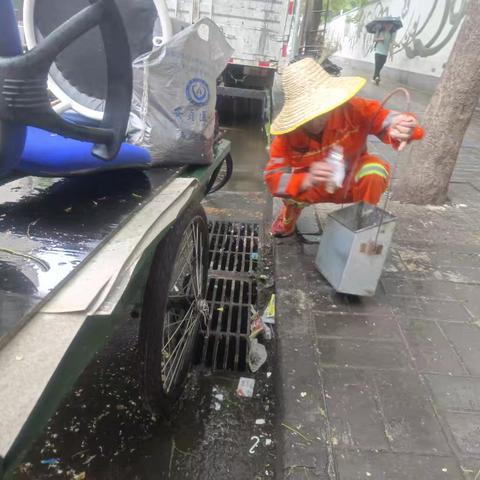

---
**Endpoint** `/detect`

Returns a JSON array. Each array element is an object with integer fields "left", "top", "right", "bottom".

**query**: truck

[
  {"left": 167, "top": 0, "right": 296, "bottom": 82},
  {"left": 165, "top": 0, "right": 332, "bottom": 126}
]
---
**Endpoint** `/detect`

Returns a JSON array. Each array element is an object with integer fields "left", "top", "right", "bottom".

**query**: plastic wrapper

[{"left": 131, "top": 18, "right": 233, "bottom": 165}]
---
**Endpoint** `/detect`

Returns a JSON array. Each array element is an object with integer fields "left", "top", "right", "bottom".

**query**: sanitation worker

[{"left": 264, "top": 57, "right": 424, "bottom": 237}]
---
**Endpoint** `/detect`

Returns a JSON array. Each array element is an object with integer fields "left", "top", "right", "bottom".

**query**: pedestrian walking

[
  {"left": 366, "top": 16, "right": 403, "bottom": 86},
  {"left": 373, "top": 22, "right": 396, "bottom": 85}
]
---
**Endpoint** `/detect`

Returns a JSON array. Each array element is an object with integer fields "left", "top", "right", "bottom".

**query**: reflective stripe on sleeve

[
  {"left": 276, "top": 173, "right": 292, "bottom": 196},
  {"left": 264, "top": 166, "right": 292, "bottom": 179}
]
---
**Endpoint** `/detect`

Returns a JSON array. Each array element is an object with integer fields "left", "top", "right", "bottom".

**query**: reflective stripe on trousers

[{"left": 355, "top": 163, "right": 389, "bottom": 182}]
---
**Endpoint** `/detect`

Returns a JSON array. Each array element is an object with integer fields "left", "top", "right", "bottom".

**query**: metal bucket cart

[
  {"left": 316, "top": 88, "right": 412, "bottom": 297},
  {"left": 0, "top": 1, "right": 232, "bottom": 476},
  {"left": 316, "top": 202, "right": 396, "bottom": 297},
  {"left": 315, "top": 158, "right": 400, "bottom": 298}
]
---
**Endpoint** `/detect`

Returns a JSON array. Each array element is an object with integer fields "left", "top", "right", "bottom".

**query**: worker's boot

[{"left": 271, "top": 201, "right": 304, "bottom": 237}]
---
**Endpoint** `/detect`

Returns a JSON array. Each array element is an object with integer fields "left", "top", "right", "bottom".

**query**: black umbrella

[{"left": 366, "top": 16, "right": 403, "bottom": 34}]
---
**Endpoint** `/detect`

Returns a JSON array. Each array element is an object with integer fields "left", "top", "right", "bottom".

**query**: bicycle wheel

[{"left": 139, "top": 202, "right": 209, "bottom": 414}]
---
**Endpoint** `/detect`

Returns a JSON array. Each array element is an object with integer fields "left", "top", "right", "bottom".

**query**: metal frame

[{"left": 0, "top": 139, "right": 231, "bottom": 478}]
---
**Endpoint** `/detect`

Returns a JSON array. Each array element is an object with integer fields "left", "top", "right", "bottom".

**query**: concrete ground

[{"left": 274, "top": 72, "right": 480, "bottom": 479}]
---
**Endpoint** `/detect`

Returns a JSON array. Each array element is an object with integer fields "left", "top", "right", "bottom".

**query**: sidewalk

[{"left": 274, "top": 74, "right": 480, "bottom": 479}]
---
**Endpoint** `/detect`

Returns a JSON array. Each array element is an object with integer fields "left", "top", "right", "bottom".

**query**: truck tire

[{"left": 139, "top": 202, "right": 209, "bottom": 415}]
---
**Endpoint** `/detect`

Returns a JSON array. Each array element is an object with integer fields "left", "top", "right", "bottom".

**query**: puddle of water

[{"left": 220, "top": 119, "right": 268, "bottom": 193}]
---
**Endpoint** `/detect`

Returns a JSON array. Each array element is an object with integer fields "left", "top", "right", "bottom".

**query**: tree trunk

[{"left": 394, "top": 0, "right": 480, "bottom": 205}]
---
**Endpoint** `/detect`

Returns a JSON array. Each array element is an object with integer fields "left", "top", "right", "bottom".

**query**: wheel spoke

[
  {"left": 167, "top": 295, "right": 193, "bottom": 311},
  {"left": 169, "top": 229, "right": 195, "bottom": 295},
  {"left": 192, "top": 223, "right": 204, "bottom": 300},
  {"left": 161, "top": 302, "right": 195, "bottom": 354},
  {"left": 164, "top": 313, "right": 198, "bottom": 392},
  {"left": 169, "top": 229, "right": 192, "bottom": 291},
  {"left": 162, "top": 308, "right": 198, "bottom": 388},
  {"left": 156, "top": 215, "right": 207, "bottom": 396}
]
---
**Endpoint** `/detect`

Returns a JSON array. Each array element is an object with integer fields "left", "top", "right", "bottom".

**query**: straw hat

[{"left": 271, "top": 58, "right": 366, "bottom": 135}]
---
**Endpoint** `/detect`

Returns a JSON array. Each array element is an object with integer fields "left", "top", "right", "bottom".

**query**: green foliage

[{"left": 329, "top": 0, "right": 369, "bottom": 17}]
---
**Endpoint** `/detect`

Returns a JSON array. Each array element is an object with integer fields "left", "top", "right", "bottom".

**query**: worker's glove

[{"left": 388, "top": 114, "right": 418, "bottom": 151}]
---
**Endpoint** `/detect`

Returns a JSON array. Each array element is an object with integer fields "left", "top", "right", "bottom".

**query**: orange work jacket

[{"left": 264, "top": 97, "right": 424, "bottom": 198}]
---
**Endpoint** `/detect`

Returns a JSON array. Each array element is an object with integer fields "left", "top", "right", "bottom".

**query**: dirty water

[{"left": 220, "top": 119, "right": 269, "bottom": 193}]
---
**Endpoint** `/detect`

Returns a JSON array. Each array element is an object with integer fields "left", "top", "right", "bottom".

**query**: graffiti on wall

[{"left": 329, "top": 0, "right": 468, "bottom": 61}]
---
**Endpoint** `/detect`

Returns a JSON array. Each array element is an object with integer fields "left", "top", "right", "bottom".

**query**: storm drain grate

[
  {"left": 208, "top": 221, "right": 259, "bottom": 273},
  {"left": 195, "top": 221, "right": 260, "bottom": 372}
]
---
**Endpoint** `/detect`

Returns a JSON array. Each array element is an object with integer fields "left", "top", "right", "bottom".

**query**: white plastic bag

[{"left": 131, "top": 18, "right": 233, "bottom": 165}]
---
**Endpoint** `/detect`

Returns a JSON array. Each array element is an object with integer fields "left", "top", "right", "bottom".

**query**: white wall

[{"left": 327, "top": 0, "right": 468, "bottom": 79}]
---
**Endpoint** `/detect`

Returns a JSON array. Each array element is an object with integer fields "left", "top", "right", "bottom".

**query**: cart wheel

[
  {"left": 206, "top": 153, "right": 233, "bottom": 195},
  {"left": 139, "top": 203, "right": 209, "bottom": 414}
]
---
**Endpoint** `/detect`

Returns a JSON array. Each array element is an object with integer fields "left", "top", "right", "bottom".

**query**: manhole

[
  {"left": 208, "top": 221, "right": 259, "bottom": 273},
  {"left": 195, "top": 221, "right": 260, "bottom": 372}
]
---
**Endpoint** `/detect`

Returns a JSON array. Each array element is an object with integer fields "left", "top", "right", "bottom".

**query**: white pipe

[{"left": 23, "top": 0, "right": 173, "bottom": 120}]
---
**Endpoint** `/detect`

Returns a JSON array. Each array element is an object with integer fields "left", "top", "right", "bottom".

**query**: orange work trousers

[{"left": 294, "top": 154, "right": 390, "bottom": 205}]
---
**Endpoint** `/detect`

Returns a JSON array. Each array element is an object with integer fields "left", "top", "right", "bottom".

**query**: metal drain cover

[
  {"left": 209, "top": 221, "right": 259, "bottom": 273},
  {"left": 195, "top": 221, "right": 260, "bottom": 372}
]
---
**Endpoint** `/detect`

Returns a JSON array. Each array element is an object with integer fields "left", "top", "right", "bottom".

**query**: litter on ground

[{"left": 236, "top": 377, "right": 255, "bottom": 397}]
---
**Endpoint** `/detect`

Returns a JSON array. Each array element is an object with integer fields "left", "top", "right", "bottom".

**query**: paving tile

[
  {"left": 374, "top": 371, "right": 450, "bottom": 454},
  {"left": 458, "top": 458, "right": 480, "bottom": 480},
  {"left": 452, "top": 285, "right": 480, "bottom": 317},
  {"left": 433, "top": 266, "right": 480, "bottom": 285},
  {"left": 381, "top": 277, "right": 461, "bottom": 300},
  {"left": 400, "top": 319, "right": 466, "bottom": 375},
  {"left": 342, "top": 295, "right": 394, "bottom": 316},
  {"left": 315, "top": 313, "right": 400, "bottom": 341},
  {"left": 311, "top": 291, "right": 355, "bottom": 314},
  {"left": 384, "top": 248, "right": 408, "bottom": 274},
  {"left": 302, "top": 243, "right": 319, "bottom": 257},
  {"left": 283, "top": 468, "right": 329, "bottom": 480},
  {"left": 440, "top": 324, "right": 480, "bottom": 376},
  {"left": 430, "top": 246, "right": 480, "bottom": 270},
  {"left": 443, "top": 412, "right": 480, "bottom": 457},
  {"left": 390, "top": 296, "right": 471, "bottom": 323},
  {"left": 395, "top": 245, "right": 435, "bottom": 274},
  {"left": 323, "top": 369, "right": 389, "bottom": 450},
  {"left": 335, "top": 450, "right": 462, "bottom": 480},
  {"left": 394, "top": 244, "right": 480, "bottom": 284},
  {"left": 425, "top": 375, "right": 480, "bottom": 412},
  {"left": 317, "top": 339, "right": 410, "bottom": 370},
  {"left": 312, "top": 294, "right": 394, "bottom": 316},
  {"left": 393, "top": 240, "right": 480, "bottom": 268}
]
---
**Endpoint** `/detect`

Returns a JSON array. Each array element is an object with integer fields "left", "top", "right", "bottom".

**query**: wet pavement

[
  {"left": 273, "top": 73, "right": 480, "bottom": 479},
  {"left": 10, "top": 118, "right": 274, "bottom": 479},
  {"left": 14, "top": 315, "right": 276, "bottom": 480}
]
